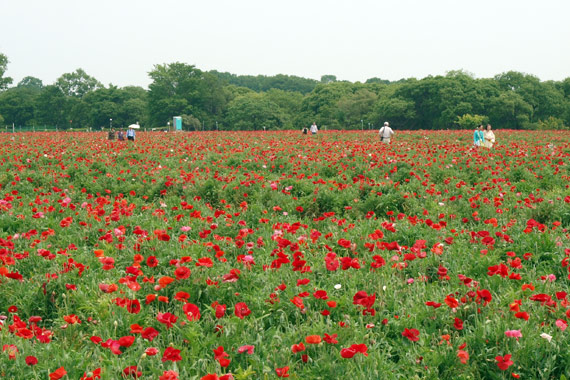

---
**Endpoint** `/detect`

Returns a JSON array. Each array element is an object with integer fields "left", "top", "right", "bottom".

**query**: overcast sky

[{"left": 1, "top": 0, "right": 569, "bottom": 89}]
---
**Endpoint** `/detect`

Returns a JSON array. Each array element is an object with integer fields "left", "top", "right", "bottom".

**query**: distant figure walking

[
  {"left": 108, "top": 128, "right": 116, "bottom": 140},
  {"left": 127, "top": 127, "right": 136, "bottom": 141},
  {"left": 483, "top": 124, "right": 495, "bottom": 149},
  {"left": 310, "top": 122, "right": 318, "bottom": 135},
  {"left": 379, "top": 122, "right": 394, "bottom": 143},
  {"left": 117, "top": 130, "right": 125, "bottom": 141},
  {"left": 302, "top": 127, "right": 308, "bottom": 135},
  {"left": 473, "top": 124, "right": 484, "bottom": 147}
]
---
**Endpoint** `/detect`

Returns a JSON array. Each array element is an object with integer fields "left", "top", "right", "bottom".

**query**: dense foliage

[
  {"left": 0, "top": 53, "right": 569, "bottom": 131},
  {"left": 0, "top": 130, "right": 569, "bottom": 380}
]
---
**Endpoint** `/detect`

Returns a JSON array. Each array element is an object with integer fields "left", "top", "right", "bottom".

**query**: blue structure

[{"left": 173, "top": 116, "right": 182, "bottom": 131}]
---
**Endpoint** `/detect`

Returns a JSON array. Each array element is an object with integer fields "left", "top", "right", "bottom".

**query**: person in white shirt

[
  {"left": 483, "top": 124, "right": 495, "bottom": 149},
  {"left": 379, "top": 122, "right": 394, "bottom": 143},
  {"left": 310, "top": 122, "right": 318, "bottom": 135}
]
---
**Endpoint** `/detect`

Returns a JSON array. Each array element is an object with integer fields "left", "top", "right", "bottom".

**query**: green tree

[
  {"left": 264, "top": 89, "right": 303, "bottom": 129},
  {"left": 536, "top": 116, "right": 567, "bottom": 130},
  {"left": 373, "top": 96, "right": 417, "bottom": 129},
  {"left": 148, "top": 62, "right": 206, "bottom": 126},
  {"left": 487, "top": 91, "right": 533, "bottom": 129},
  {"left": 0, "top": 87, "right": 38, "bottom": 126},
  {"left": 181, "top": 114, "right": 201, "bottom": 131},
  {"left": 337, "top": 88, "right": 377, "bottom": 129},
  {"left": 225, "top": 92, "right": 284, "bottom": 130},
  {"left": 0, "top": 53, "right": 12, "bottom": 91},
  {"left": 455, "top": 114, "right": 488, "bottom": 130},
  {"left": 321, "top": 75, "right": 337, "bottom": 83},
  {"left": 56, "top": 68, "right": 102, "bottom": 97},
  {"left": 298, "top": 82, "right": 353, "bottom": 129},
  {"left": 17, "top": 76, "right": 44, "bottom": 90},
  {"left": 35, "top": 85, "right": 67, "bottom": 127}
]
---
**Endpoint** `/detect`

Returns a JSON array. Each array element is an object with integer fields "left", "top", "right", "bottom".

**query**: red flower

[
  {"left": 126, "top": 299, "right": 141, "bottom": 314},
  {"left": 213, "top": 346, "right": 230, "bottom": 367},
  {"left": 291, "top": 342, "right": 305, "bottom": 353},
  {"left": 123, "top": 366, "right": 142, "bottom": 378},
  {"left": 63, "top": 314, "right": 82, "bottom": 324},
  {"left": 444, "top": 295, "right": 459, "bottom": 308},
  {"left": 305, "top": 335, "right": 322, "bottom": 344},
  {"left": 234, "top": 302, "right": 251, "bottom": 319},
  {"left": 80, "top": 368, "right": 102, "bottom": 380},
  {"left": 145, "top": 347, "right": 159, "bottom": 356},
  {"left": 402, "top": 328, "right": 420, "bottom": 342},
  {"left": 237, "top": 345, "right": 255, "bottom": 354},
  {"left": 457, "top": 350, "right": 469, "bottom": 364},
  {"left": 340, "top": 343, "right": 368, "bottom": 358},
  {"left": 118, "top": 336, "right": 135, "bottom": 347},
  {"left": 49, "top": 367, "right": 67, "bottom": 380},
  {"left": 141, "top": 327, "right": 159, "bottom": 341},
  {"left": 275, "top": 366, "right": 290, "bottom": 378},
  {"left": 323, "top": 333, "right": 338, "bottom": 344},
  {"left": 162, "top": 347, "right": 182, "bottom": 362},
  {"left": 453, "top": 317, "right": 464, "bottom": 330},
  {"left": 183, "top": 303, "right": 201, "bottom": 321},
  {"left": 159, "top": 370, "right": 179, "bottom": 380},
  {"left": 495, "top": 354, "right": 514, "bottom": 370},
  {"left": 25, "top": 356, "right": 38, "bottom": 366},
  {"left": 290, "top": 296, "right": 305, "bottom": 310},
  {"left": 157, "top": 312, "right": 178, "bottom": 328},
  {"left": 174, "top": 266, "right": 191, "bottom": 280},
  {"left": 214, "top": 303, "right": 226, "bottom": 319}
]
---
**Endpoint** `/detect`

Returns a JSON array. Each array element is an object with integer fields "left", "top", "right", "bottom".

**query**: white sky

[{"left": 1, "top": 0, "right": 569, "bottom": 89}]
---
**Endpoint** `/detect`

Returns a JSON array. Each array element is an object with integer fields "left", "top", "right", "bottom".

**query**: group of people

[
  {"left": 300, "top": 120, "right": 497, "bottom": 149},
  {"left": 473, "top": 124, "right": 495, "bottom": 149},
  {"left": 302, "top": 122, "right": 319, "bottom": 135},
  {"left": 108, "top": 127, "right": 136, "bottom": 141}
]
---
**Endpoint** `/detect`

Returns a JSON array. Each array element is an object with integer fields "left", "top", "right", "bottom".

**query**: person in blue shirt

[
  {"left": 473, "top": 124, "right": 484, "bottom": 147},
  {"left": 126, "top": 127, "right": 136, "bottom": 141}
]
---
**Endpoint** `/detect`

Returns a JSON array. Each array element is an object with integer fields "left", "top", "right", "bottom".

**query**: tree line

[{"left": 1, "top": 53, "right": 569, "bottom": 131}]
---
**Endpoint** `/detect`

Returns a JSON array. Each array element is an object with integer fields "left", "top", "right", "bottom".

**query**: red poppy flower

[
  {"left": 183, "top": 303, "right": 201, "bottom": 321},
  {"left": 234, "top": 302, "right": 251, "bottom": 319},
  {"left": 141, "top": 327, "right": 159, "bottom": 341},
  {"left": 305, "top": 335, "right": 322, "bottom": 344},
  {"left": 145, "top": 347, "right": 159, "bottom": 356},
  {"left": 49, "top": 367, "right": 67, "bottom": 380},
  {"left": 123, "top": 366, "right": 142, "bottom": 378},
  {"left": 291, "top": 342, "right": 305, "bottom": 353},
  {"left": 275, "top": 366, "right": 290, "bottom": 378},
  {"left": 174, "top": 266, "right": 191, "bottom": 280},
  {"left": 323, "top": 333, "right": 338, "bottom": 344},
  {"left": 162, "top": 347, "right": 182, "bottom": 362},
  {"left": 237, "top": 345, "right": 255, "bottom": 354},
  {"left": 80, "top": 368, "right": 102, "bottom": 380},
  {"left": 495, "top": 354, "right": 514, "bottom": 370},
  {"left": 118, "top": 336, "right": 135, "bottom": 347},
  {"left": 402, "top": 328, "right": 420, "bottom": 342},
  {"left": 25, "top": 356, "right": 38, "bottom": 366},
  {"left": 453, "top": 318, "right": 464, "bottom": 330},
  {"left": 457, "top": 350, "right": 469, "bottom": 364},
  {"left": 157, "top": 312, "right": 178, "bottom": 328},
  {"left": 159, "top": 370, "right": 179, "bottom": 380}
]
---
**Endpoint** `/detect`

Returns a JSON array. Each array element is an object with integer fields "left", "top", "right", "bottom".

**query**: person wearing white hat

[{"left": 379, "top": 122, "right": 394, "bottom": 143}]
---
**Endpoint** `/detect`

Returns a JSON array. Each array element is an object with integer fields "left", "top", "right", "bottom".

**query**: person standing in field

[
  {"left": 126, "top": 127, "right": 136, "bottom": 141},
  {"left": 379, "top": 121, "right": 394, "bottom": 143},
  {"left": 473, "top": 124, "right": 484, "bottom": 147},
  {"left": 484, "top": 124, "right": 495, "bottom": 148},
  {"left": 310, "top": 122, "right": 318, "bottom": 135}
]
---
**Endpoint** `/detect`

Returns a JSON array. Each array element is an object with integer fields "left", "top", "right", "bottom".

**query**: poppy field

[{"left": 1, "top": 130, "right": 570, "bottom": 380}]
